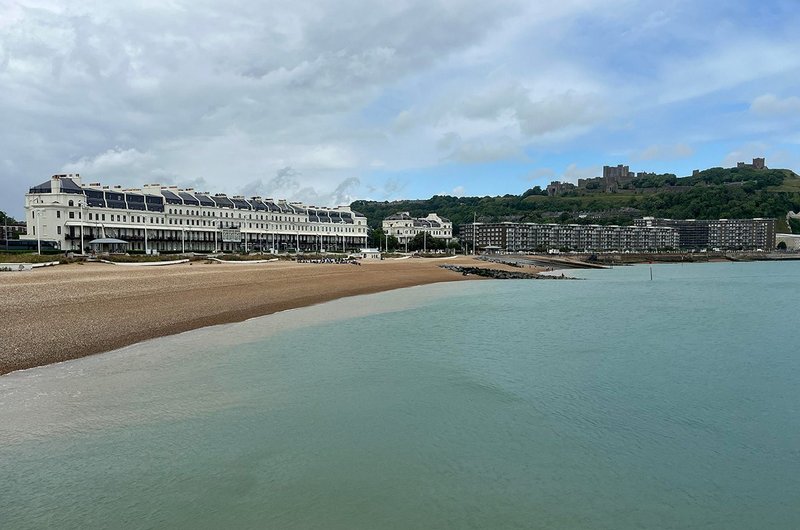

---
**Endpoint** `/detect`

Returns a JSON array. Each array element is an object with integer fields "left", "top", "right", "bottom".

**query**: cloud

[
  {"left": 3, "top": 0, "right": 800, "bottom": 216},
  {"left": 561, "top": 163, "right": 600, "bottom": 183},
  {"left": 721, "top": 142, "right": 769, "bottom": 168},
  {"left": 523, "top": 168, "right": 555, "bottom": 182},
  {"left": 439, "top": 134, "right": 524, "bottom": 164},
  {"left": 750, "top": 94, "right": 800, "bottom": 116},
  {"left": 653, "top": 38, "right": 800, "bottom": 106},
  {"left": 62, "top": 147, "right": 154, "bottom": 173},
  {"left": 456, "top": 83, "right": 607, "bottom": 139},
  {"left": 451, "top": 185, "right": 465, "bottom": 196},
  {"left": 633, "top": 143, "right": 694, "bottom": 161},
  {"left": 239, "top": 166, "right": 360, "bottom": 206}
]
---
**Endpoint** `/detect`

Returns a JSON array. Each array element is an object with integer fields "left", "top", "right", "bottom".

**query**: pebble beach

[{"left": 0, "top": 257, "right": 533, "bottom": 375}]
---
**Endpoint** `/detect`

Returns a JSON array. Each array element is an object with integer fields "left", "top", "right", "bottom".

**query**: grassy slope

[{"left": 353, "top": 168, "right": 800, "bottom": 231}]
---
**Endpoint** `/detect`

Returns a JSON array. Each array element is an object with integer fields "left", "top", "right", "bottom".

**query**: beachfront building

[
  {"left": 22, "top": 174, "right": 369, "bottom": 253},
  {"left": 634, "top": 217, "right": 776, "bottom": 250},
  {"left": 459, "top": 222, "right": 679, "bottom": 253},
  {"left": 357, "top": 248, "right": 382, "bottom": 260},
  {"left": 382, "top": 212, "right": 452, "bottom": 244}
]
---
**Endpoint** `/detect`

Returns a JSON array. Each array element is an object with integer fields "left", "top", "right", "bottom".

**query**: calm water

[{"left": 2, "top": 261, "right": 799, "bottom": 529}]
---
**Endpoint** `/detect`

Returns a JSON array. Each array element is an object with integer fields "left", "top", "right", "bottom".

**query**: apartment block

[
  {"left": 459, "top": 222, "right": 679, "bottom": 252},
  {"left": 634, "top": 217, "right": 775, "bottom": 250}
]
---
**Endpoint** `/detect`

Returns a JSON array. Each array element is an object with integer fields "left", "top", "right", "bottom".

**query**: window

[
  {"left": 69, "top": 212, "right": 74, "bottom": 219},
  {"left": 57, "top": 226, "right": 61, "bottom": 235},
  {"left": 102, "top": 214, "right": 106, "bottom": 221},
  {"left": 68, "top": 200, "right": 74, "bottom": 207}
]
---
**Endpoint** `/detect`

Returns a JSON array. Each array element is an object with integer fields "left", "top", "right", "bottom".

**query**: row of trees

[{"left": 1, "top": 211, "right": 19, "bottom": 225}]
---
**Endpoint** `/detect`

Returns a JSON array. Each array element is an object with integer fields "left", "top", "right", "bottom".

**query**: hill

[{"left": 351, "top": 168, "right": 800, "bottom": 234}]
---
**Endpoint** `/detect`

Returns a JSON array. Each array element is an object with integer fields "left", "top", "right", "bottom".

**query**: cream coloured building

[
  {"left": 22, "top": 174, "right": 368, "bottom": 253},
  {"left": 382, "top": 212, "right": 452, "bottom": 244}
]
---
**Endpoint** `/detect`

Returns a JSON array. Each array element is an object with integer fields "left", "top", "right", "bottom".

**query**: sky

[{"left": 2, "top": 0, "right": 800, "bottom": 217}]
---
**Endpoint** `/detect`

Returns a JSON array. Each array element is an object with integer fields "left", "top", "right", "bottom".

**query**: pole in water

[{"left": 650, "top": 266, "right": 653, "bottom": 281}]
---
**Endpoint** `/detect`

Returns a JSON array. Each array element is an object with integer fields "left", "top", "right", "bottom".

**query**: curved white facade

[{"left": 23, "top": 174, "right": 368, "bottom": 253}]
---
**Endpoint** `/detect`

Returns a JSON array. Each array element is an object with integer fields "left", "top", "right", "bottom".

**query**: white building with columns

[
  {"left": 22, "top": 174, "right": 369, "bottom": 253},
  {"left": 382, "top": 212, "right": 452, "bottom": 244}
]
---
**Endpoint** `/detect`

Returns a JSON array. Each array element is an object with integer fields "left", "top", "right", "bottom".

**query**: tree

[
  {"left": 368, "top": 227, "right": 386, "bottom": 248},
  {"left": 0, "top": 211, "right": 18, "bottom": 225},
  {"left": 408, "top": 231, "right": 446, "bottom": 251},
  {"left": 367, "top": 228, "right": 400, "bottom": 250},
  {"left": 522, "top": 186, "right": 547, "bottom": 197}
]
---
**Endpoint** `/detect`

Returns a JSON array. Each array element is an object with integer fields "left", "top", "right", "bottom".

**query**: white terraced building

[
  {"left": 22, "top": 174, "right": 369, "bottom": 253},
  {"left": 382, "top": 212, "right": 452, "bottom": 244}
]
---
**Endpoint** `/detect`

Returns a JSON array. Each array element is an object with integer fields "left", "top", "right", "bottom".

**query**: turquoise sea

[{"left": 1, "top": 260, "right": 799, "bottom": 529}]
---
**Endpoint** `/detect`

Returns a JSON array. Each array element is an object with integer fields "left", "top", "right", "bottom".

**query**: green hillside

[{"left": 352, "top": 168, "right": 800, "bottom": 234}]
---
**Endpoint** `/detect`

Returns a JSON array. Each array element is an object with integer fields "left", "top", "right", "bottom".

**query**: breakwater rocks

[{"left": 440, "top": 265, "right": 577, "bottom": 280}]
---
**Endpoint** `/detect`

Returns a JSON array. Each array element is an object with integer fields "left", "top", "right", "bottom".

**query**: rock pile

[{"left": 439, "top": 265, "right": 576, "bottom": 280}]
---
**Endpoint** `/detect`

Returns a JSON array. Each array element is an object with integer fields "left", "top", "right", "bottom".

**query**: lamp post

[
  {"left": 31, "top": 198, "right": 44, "bottom": 255},
  {"left": 78, "top": 201, "right": 85, "bottom": 254},
  {"left": 35, "top": 210, "right": 42, "bottom": 255}
]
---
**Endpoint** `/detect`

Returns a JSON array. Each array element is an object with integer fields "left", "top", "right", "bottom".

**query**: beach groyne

[{"left": 440, "top": 264, "right": 576, "bottom": 280}]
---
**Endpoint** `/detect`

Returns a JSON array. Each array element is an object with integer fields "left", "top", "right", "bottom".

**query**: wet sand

[{"left": 1, "top": 257, "right": 534, "bottom": 375}]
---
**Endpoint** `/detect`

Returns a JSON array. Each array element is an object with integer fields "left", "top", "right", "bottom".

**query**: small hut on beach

[{"left": 88, "top": 238, "right": 129, "bottom": 254}]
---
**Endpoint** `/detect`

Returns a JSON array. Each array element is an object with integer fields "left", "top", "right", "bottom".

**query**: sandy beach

[{"left": 0, "top": 256, "right": 535, "bottom": 375}]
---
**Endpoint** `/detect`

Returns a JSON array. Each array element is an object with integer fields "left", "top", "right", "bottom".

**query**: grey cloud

[
  {"left": 460, "top": 84, "right": 607, "bottom": 138},
  {"left": 750, "top": 94, "right": 800, "bottom": 116},
  {"left": 562, "top": 163, "right": 601, "bottom": 182},
  {"left": 517, "top": 92, "right": 607, "bottom": 137},
  {"left": 524, "top": 168, "right": 555, "bottom": 182},
  {"left": 0, "top": 0, "right": 523, "bottom": 215},
  {"left": 238, "top": 167, "right": 360, "bottom": 206},
  {"left": 437, "top": 132, "right": 524, "bottom": 164},
  {"left": 632, "top": 143, "right": 694, "bottom": 162}
]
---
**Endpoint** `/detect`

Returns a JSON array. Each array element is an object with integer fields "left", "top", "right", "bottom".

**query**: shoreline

[{"left": 0, "top": 257, "right": 534, "bottom": 376}]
